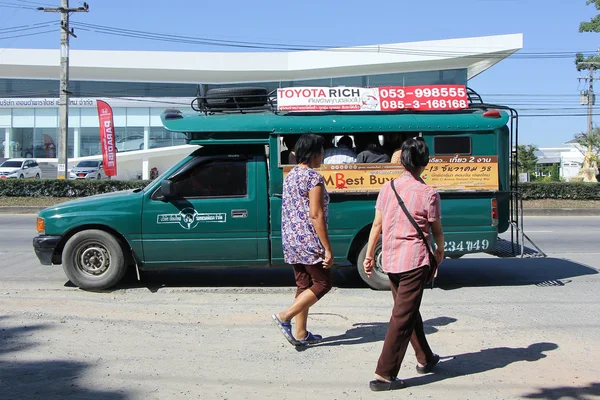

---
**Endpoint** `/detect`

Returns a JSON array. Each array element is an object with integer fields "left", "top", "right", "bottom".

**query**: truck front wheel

[
  {"left": 357, "top": 241, "right": 390, "bottom": 290},
  {"left": 62, "top": 229, "right": 128, "bottom": 290}
]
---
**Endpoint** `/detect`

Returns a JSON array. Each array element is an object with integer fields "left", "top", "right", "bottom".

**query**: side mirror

[{"left": 160, "top": 179, "right": 176, "bottom": 199}]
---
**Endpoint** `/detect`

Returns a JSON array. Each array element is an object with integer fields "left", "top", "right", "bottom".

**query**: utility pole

[
  {"left": 578, "top": 61, "right": 599, "bottom": 136},
  {"left": 37, "top": 1, "right": 89, "bottom": 179},
  {"left": 577, "top": 57, "right": 600, "bottom": 182}
]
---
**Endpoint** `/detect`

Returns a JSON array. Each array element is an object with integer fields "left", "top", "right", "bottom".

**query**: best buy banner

[{"left": 283, "top": 156, "right": 499, "bottom": 193}]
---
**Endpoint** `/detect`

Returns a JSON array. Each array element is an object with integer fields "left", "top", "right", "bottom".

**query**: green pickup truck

[{"left": 32, "top": 86, "right": 533, "bottom": 291}]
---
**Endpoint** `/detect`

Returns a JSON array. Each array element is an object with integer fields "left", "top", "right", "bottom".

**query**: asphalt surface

[{"left": 0, "top": 215, "right": 599, "bottom": 399}]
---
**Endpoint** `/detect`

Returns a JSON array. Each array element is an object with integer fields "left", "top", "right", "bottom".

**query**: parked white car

[
  {"left": 116, "top": 135, "right": 145, "bottom": 152},
  {"left": 0, "top": 158, "right": 42, "bottom": 179},
  {"left": 69, "top": 160, "right": 106, "bottom": 180}
]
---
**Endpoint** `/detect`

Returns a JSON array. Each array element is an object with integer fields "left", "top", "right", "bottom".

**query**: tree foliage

[
  {"left": 577, "top": 1, "right": 600, "bottom": 70},
  {"left": 516, "top": 144, "right": 539, "bottom": 175}
]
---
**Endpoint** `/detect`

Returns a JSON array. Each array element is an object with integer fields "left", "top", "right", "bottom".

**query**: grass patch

[{"left": 0, "top": 197, "right": 78, "bottom": 207}]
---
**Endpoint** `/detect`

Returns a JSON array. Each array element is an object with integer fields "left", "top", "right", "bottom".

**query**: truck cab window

[
  {"left": 434, "top": 136, "right": 472, "bottom": 155},
  {"left": 173, "top": 160, "right": 248, "bottom": 198}
]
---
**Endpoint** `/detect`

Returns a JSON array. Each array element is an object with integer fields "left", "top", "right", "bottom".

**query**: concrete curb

[{"left": 2, "top": 206, "right": 600, "bottom": 216}]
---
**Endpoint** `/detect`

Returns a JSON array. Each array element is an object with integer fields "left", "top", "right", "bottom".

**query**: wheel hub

[{"left": 78, "top": 245, "right": 110, "bottom": 275}]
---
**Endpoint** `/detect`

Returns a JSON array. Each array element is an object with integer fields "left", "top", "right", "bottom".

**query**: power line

[
  {"left": 0, "top": 28, "right": 55, "bottom": 39},
  {"left": 68, "top": 21, "right": 599, "bottom": 59}
]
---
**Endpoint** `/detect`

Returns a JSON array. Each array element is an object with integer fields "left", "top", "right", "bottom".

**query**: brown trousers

[{"left": 375, "top": 266, "right": 435, "bottom": 379}]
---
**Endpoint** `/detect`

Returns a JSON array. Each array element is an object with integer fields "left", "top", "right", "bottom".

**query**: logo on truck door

[{"left": 157, "top": 208, "right": 226, "bottom": 230}]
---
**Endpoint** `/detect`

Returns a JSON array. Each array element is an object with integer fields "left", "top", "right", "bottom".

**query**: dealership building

[{"left": 0, "top": 33, "right": 522, "bottom": 179}]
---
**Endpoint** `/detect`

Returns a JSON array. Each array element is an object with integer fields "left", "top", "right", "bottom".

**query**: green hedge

[
  {"left": 519, "top": 182, "right": 600, "bottom": 200},
  {"left": 2, "top": 180, "right": 600, "bottom": 200},
  {"left": 0, "top": 179, "right": 153, "bottom": 197}
]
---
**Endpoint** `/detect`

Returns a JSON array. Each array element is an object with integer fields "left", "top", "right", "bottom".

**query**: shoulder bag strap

[{"left": 390, "top": 179, "right": 437, "bottom": 263}]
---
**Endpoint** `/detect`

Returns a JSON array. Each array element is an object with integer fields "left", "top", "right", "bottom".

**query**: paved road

[{"left": 0, "top": 215, "right": 599, "bottom": 399}]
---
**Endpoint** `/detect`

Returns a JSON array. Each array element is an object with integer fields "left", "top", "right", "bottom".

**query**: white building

[
  {"left": 536, "top": 142, "right": 587, "bottom": 181},
  {"left": 0, "top": 33, "right": 523, "bottom": 179}
]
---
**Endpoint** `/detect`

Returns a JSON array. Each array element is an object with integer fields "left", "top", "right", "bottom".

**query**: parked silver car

[
  {"left": 0, "top": 158, "right": 42, "bottom": 179},
  {"left": 69, "top": 160, "right": 106, "bottom": 180}
]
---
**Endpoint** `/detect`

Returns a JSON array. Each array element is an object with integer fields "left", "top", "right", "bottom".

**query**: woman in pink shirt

[{"left": 363, "top": 137, "right": 445, "bottom": 391}]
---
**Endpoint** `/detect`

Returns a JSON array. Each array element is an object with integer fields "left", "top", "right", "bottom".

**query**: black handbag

[{"left": 390, "top": 179, "right": 438, "bottom": 285}]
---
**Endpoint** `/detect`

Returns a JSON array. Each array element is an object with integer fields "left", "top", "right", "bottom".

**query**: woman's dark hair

[
  {"left": 294, "top": 133, "right": 325, "bottom": 165},
  {"left": 400, "top": 137, "right": 430, "bottom": 173}
]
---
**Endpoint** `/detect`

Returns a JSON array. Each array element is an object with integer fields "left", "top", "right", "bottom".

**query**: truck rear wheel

[
  {"left": 357, "top": 241, "right": 390, "bottom": 290},
  {"left": 62, "top": 229, "right": 128, "bottom": 290}
]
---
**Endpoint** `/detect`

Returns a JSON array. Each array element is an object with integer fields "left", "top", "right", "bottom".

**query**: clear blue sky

[{"left": 1, "top": 0, "right": 599, "bottom": 147}]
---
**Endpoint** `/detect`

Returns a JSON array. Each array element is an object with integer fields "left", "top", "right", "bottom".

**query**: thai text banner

[{"left": 283, "top": 156, "right": 499, "bottom": 193}]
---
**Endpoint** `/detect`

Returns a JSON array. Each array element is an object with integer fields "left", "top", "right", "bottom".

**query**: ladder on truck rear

[{"left": 467, "top": 89, "right": 546, "bottom": 258}]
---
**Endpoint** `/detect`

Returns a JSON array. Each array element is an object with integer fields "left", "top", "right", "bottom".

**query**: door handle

[{"left": 231, "top": 209, "right": 248, "bottom": 218}]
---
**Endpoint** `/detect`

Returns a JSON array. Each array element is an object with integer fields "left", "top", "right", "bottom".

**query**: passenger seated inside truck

[
  {"left": 280, "top": 136, "right": 298, "bottom": 165},
  {"left": 385, "top": 132, "right": 409, "bottom": 163},
  {"left": 356, "top": 133, "right": 391, "bottom": 163},
  {"left": 323, "top": 135, "right": 357, "bottom": 164}
]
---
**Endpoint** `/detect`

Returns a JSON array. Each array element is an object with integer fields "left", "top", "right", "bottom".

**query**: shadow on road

[
  {"left": 296, "top": 316, "right": 457, "bottom": 350},
  {"left": 434, "top": 257, "right": 598, "bottom": 291},
  {"left": 404, "top": 342, "right": 559, "bottom": 388},
  {"left": 0, "top": 315, "right": 129, "bottom": 399},
  {"left": 522, "top": 382, "right": 600, "bottom": 399},
  {"left": 67, "top": 256, "right": 598, "bottom": 293}
]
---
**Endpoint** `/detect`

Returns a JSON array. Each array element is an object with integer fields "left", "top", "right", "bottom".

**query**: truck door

[{"left": 140, "top": 154, "right": 264, "bottom": 267}]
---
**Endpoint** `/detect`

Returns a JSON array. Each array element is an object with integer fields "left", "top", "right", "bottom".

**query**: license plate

[
  {"left": 0, "top": 176, "right": 5, "bottom": 179},
  {"left": 77, "top": 174, "right": 85, "bottom": 177}
]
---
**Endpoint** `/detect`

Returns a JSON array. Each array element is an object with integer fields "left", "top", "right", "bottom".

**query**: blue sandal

[
  {"left": 297, "top": 332, "right": 323, "bottom": 345},
  {"left": 272, "top": 314, "right": 301, "bottom": 346}
]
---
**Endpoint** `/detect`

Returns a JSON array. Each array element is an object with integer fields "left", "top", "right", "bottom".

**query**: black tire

[
  {"left": 24, "top": 152, "right": 33, "bottom": 158},
  {"left": 97, "top": 174, "right": 101, "bottom": 180},
  {"left": 205, "top": 87, "right": 268, "bottom": 109},
  {"left": 19, "top": 174, "right": 24, "bottom": 179},
  {"left": 139, "top": 143, "right": 144, "bottom": 150},
  {"left": 35, "top": 173, "right": 40, "bottom": 179},
  {"left": 357, "top": 240, "right": 390, "bottom": 290},
  {"left": 62, "top": 229, "right": 128, "bottom": 290}
]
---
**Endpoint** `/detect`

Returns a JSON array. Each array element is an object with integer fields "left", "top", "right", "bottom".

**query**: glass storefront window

[
  {"left": 149, "top": 127, "right": 186, "bottom": 149},
  {"left": 12, "top": 128, "right": 33, "bottom": 158},
  {"left": 79, "top": 127, "right": 103, "bottom": 157},
  {"left": 116, "top": 126, "right": 145, "bottom": 152}
]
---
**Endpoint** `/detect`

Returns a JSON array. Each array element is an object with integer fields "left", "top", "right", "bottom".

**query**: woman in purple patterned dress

[{"left": 272, "top": 133, "right": 334, "bottom": 346}]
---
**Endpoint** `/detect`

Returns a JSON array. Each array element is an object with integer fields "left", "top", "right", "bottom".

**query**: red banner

[
  {"left": 276, "top": 85, "right": 468, "bottom": 112},
  {"left": 378, "top": 85, "right": 468, "bottom": 111},
  {"left": 96, "top": 100, "right": 117, "bottom": 177}
]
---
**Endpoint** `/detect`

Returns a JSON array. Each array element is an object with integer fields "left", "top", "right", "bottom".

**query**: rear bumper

[{"left": 32, "top": 235, "right": 61, "bottom": 265}]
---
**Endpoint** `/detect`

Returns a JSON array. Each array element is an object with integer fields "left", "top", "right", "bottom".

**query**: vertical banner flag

[{"left": 96, "top": 100, "right": 117, "bottom": 177}]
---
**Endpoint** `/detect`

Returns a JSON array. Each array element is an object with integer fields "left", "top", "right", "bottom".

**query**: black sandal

[
  {"left": 369, "top": 378, "right": 406, "bottom": 391},
  {"left": 416, "top": 354, "right": 440, "bottom": 374}
]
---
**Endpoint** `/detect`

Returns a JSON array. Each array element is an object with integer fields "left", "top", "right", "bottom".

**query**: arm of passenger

[{"left": 308, "top": 184, "right": 333, "bottom": 267}]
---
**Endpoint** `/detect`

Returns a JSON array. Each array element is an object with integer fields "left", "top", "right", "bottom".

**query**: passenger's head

[
  {"left": 401, "top": 137, "right": 429, "bottom": 174},
  {"left": 295, "top": 133, "right": 325, "bottom": 168},
  {"left": 337, "top": 135, "right": 353, "bottom": 149}
]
